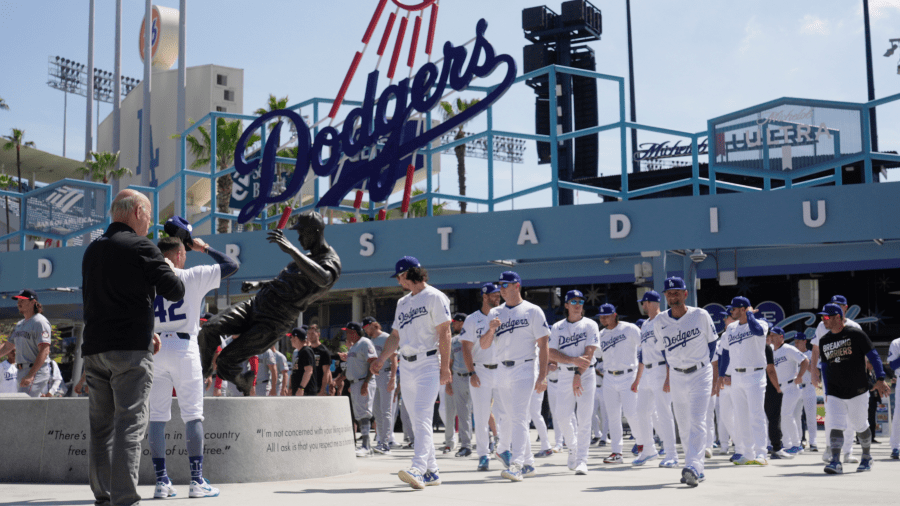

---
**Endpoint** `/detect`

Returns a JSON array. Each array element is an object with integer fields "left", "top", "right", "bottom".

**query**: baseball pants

[
  {"left": 374, "top": 366, "right": 396, "bottom": 445},
  {"left": 592, "top": 381, "right": 609, "bottom": 441},
  {"left": 438, "top": 388, "right": 457, "bottom": 447},
  {"left": 718, "top": 386, "right": 734, "bottom": 447},
  {"left": 400, "top": 355, "right": 441, "bottom": 473},
  {"left": 731, "top": 370, "right": 768, "bottom": 459},
  {"left": 823, "top": 396, "right": 855, "bottom": 455},
  {"left": 496, "top": 361, "right": 536, "bottom": 468},
  {"left": 891, "top": 390, "right": 900, "bottom": 451},
  {"left": 780, "top": 383, "right": 803, "bottom": 449},
  {"left": 399, "top": 395, "right": 414, "bottom": 444},
  {"left": 255, "top": 379, "right": 271, "bottom": 397},
  {"left": 798, "top": 383, "right": 817, "bottom": 446},
  {"left": 670, "top": 363, "right": 713, "bottom": 475},
  {"left": 706, "top": 394, "right": 717, "bottom": 448},
  {"left": 636, "top": 366, "right": 676, "bottom": 456},
  {"left": 148, "top": 345, "right": 205, "bottom": 423},
  {"left": 446, "top": 372, "right": 473, "bottom": 449},
  {"left": 555, "top": 369, "right": 596, "bottom": 464},
  {"left": 350, "top": 378, "right": 377, "bottom": 422},
  {"left": 764, "top": 385, "right": 783, "bottom": 451},
  {"left": 16, "top": 362, "right": 51, "bottom": 397},
  {"left": 530, "top": 389, "right": 551, "bottom": 452},
  {"left": 603, "top": 371, "right": 650, "bottom": 455},
  {"left": 546, "top": 378, "right": 569, "bottom": 448},
  {"left": 471, "top": 365, "right": 505, "bottom": 457},
  {"left": 826, "top": 393, "right": 869, "bottom": 433}
]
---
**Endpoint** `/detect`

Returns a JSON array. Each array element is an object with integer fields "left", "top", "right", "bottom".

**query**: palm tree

[
  {"left": 440, "top": 98, "right": 480, "bottom": 214},
  {"left": 0, "top": 172, "right": 13, "bottom": 251},
  {"left": 408, "top": 187, "right": 447, "bottom": 218},
  {"left": 77, "top": 151, "right": 133, "bottom": 184},
  {"left": 2, "top": 128, "right": 35, "bottom": 193},
  {"left": 254, "top": 94, "right": 289, "bottom": 131},
  {"left": 182, "top": 118, "right": 260, "bottom": 233},
  {"left": 0, "top": 97, "right": 8, "bottom": 111}
]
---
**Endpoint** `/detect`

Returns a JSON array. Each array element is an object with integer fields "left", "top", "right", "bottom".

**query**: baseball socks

[
  {"left": 186, "top": 419, "right": 206, "bottom": 483},
  {"left": 148, "top": 421, "right": 170, "bottom": 484}
]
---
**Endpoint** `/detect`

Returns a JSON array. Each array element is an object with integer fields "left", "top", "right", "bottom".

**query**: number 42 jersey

[{"left": 154, "top": 264, "right": 221, "bottom": 342}]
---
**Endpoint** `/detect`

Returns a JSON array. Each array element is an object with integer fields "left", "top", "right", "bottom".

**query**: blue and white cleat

[
  {"left": 891, "top": 449, "right": 900, "bottom": 460},
  {"left": 633, "top": 453, "right": 659, "bottom": 466},
  {"left": 856, "top": 456, "right": 873, "bottom": 473},
  {"left": 824, "top": 458, "right": 843, "bottom": 475},
  {"left": 495, "top": 450, "right": 512, "bottom": 468},
  {"left": 188, "top": 478, "right": 219, "bottom": 498},
  {"left": 423, "top": 470, "right": 442, "bottom": 486},
  {"left": 522, "top": 465, "right": 536, "bottom": 477},
  {"left": 398, "top": 468, "right": 425, "bottom": 489},
  {"left": 501, "top": 464, "right": 523, "bottom": 482},
  {"left": 730, "top": 453, "right": 744, "bottom": 463},
  {"left": 681, "top": 466, "right": 701, "bottom": 487},
  {"left": 534, "top": 449, "right": 553, "bottom": 458},
  {"left": 477, "top": 455, "right": 489, "bottom": 471},
  {"left": 154, "top": 480, "right": 177, "bottom": 499},
  {"left": 659, "top": 457, "right": 679, "bottom": 468}
]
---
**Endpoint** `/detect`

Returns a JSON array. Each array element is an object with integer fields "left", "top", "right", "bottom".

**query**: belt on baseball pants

[
  {"left": 401, "top": 349, "right": 437, "bottom": 362},
  {"left": 383, "top": 367, "right": 391, "bottom": 372},
  {"left": 607, "top": 368, "right": 634, "bottom": 376},
  {"left": 548, "top": 378, "right": 558, "bottom": 383},
  {"left": 644, "top": 361, "right": 667, "bottom": 369},
  {"left": 16, "top": 363, "right": 48, "bottom": 370},
  {"left": 734, "top": 367, "right": 764, "bottom": 373},
  {"left": 565, "top": 366, "right": 579, "bottom": 371},
  {"left": 478, "top": 363, "right": 499, "bottom": 370},
  {"left": 673, "top": 362, "right": 705, "bottom": 374},
  {"left": 596, "top": 370, "right": 604, "bottom": 377},
  {"left": 161, "top": 331, "right": 191, "bottom": 340},
  {"left": 779, "top": 379, "right": 795, "bottom": 388},
  {"left": 456, "top": 371, "right": 474, "bottom": 377},
  {"left": 501, "top": 359, "right": 534, "bottom": 367},
  {"left": 798, "top": 383, "right": 807, "bottom": 389}
]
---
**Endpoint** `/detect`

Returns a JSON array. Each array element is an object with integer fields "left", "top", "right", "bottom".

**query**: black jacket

[{"left": 81, "top": 222, "right": 185, "bottom": 356}]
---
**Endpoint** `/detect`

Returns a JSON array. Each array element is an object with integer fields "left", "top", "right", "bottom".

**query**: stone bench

[{"left": 0, "top": 396, "right": 357, "bottom": 484}]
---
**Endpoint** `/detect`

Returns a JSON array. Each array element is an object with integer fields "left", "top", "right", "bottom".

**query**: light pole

[{"left": 863, "top": 0, "right": 878, "bottom": 153}]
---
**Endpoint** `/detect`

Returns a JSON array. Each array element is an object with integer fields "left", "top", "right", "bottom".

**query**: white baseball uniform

[
  {"left": 774, "top": 343, "right": 808, "bottom": 449},
  {"left": 150, "top": 264, "right": 221, "bottom": 423},
  {"left": 545, "top": 366, "right": 569, "bottom": 449},
  {"left": 529, "top": 359, "right": 551, "bottom": 453},
  {"left": 1, "top": 360, "right": 18, "bottom": 394},
  {"left": 393, "top": 284, "right": 452, "bottom": 474},
  {"left": 637, "top": 316, "right": 677, "bottom": 458},
  {"left": 549, "top": 316, "right": 599, "bottom": 466},
  {"left": 371, "top": 331, "right": 397, "bottom": 446},
  {"left": 591, "top": 358, "right": 609, "bottom": 442},
  {"left": 797, "top": 347, "right": 818, "bottom": 447},
  {"left": 714, "top": 340, "right": 735, "bottom": 450},
  {"left": 721, "top": 316, "right": 769, "bottom": 460},
  {"left": 814, "top": 319, "right": 860, "bottom": 456},
  {"left": 459, "top": 309, "right": 506, "bottom": 458},
  {"left": 888, "top": 338, "right": 900, "bottom": 452},
  {"left": 596, "top": 321, "right": 648, "bottom": 456},
  {"left": 489, "top": 300, "right": 549, "bottom": 469},
  {"left": 653, "top": 306, "right": 717, "bottom": 476}
]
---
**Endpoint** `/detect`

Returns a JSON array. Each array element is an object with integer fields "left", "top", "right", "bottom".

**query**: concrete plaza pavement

[{"left": 3, "top": 431, "right": 894, "bottom": 506}]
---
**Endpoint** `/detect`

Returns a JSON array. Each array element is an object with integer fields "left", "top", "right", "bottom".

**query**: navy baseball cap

[
  {"left": 730, "top": 296, "right": 751, "bottom": 308},
  {"left": 361, "top": 316, "right": 378, "bottom": 328},
  {"left": 720, "top": 305, "right": 734, "bottom": 316},
  {"left": 565, "top": 290, "right": 584, "bottom": 303},
  {"left": 663, "top": 277, "right": 686, "bottom": 291},
  {"left": 12, "top": 289, "right": 38, "bottom": 301},
  {"left": 452, "top": 312, "right": 467, "bottom": 322},
  {"left": 342, "top": 322, "right": 363, "bottom": 335},
  {"left": 391, "top": 256, "right": 421, "bottom": 278},
  {"left": 288, "top": 327, "right": 308, "bottom": 340},
  {"left": 830, "top": 295, "right": 848, "bottom": 305},
  {"left": 793, "top": 333, "right": 809, "bottom": 341},
  {"left": 199, "top": 312, "right": 214, "bottom": 322},
  {"left": 818, "top": 304, "right": 844, "bottom": 317},
  {"left": 481, "top": 283, "right": 500, "bottom": 295},
  {"left": 598, "top": 303, "right": 617, "bottom": 316},
  {"left": 164, "top": 215, "right": 195, "bottom": 249},
  {"left": 769, "top": 326, "right": 785, "bottom": 336},
  {"left": 499, "top": 271, "right": 522, "bottom": 285},
  {"left": 636, "top": 318, "right": 647, "bottom": 328},
  {"left": 638, "top": 290, "right": 660, "bottom": 303}
]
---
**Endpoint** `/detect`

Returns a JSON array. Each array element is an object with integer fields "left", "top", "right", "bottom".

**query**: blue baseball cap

[
  {"left": 818, "top": 304, "right": 844, "bottom": 317},
  {"left": 663, "top": 277, "right": 686, "bottom": 291},
  {"left": 793, "top": 333, "right": 809, "bottom": 341},
  {"left": 830, "top": 295, "right": 848, "bottom": 305},
  {"left": 499, "top": 271, "right": 522, "bottom": 285},
  {"left": 598, "top": 303, "right": 617, "bottom": 316},
  {"left": 769, "top": 326, "right": 785, "bottom": 336},
  {"left": 636, "top": 318, "right": 647, "bottom": 328},
  {"left": 452, "top": 312, "right": 467, "bottom": 322},
  {"left": 391, "top": 256, "right": 421, "bottom": 278},
  {"left": 342, "top": 321, "right": 363, "bottom": 335},
  {"left": 638, "top": 290, "right": 660, "bottom": 303},
  {"left": 730, "top": 296, "right": 751, "bottom": 308},
  {"left": 361, "top": 316, "right": 378, "bottom": 328},
  {"left": 719, "top": 306, "right": 733, "bottom": 317},
  {"left": 164, "top": 215, "right": 195, "bottom": 249},
  {"left": 481, "top": 283, "right": 500, "bottom": 295},
  {"left": 565, "top": 290, "right": 584, "bottom": 303}
]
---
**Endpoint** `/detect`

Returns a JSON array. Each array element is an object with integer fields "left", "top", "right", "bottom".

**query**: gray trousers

[
  {"left": 85, "top": 351, "right": 154, "bottom": 506},
  {"left": 17, "top": 362, "right": 51, "bottom": 397},
  {"left": 374, "top": 368, "right": 396, "bottom": 444},
  {"left": 444, "top": 373, "right": 473, "bottom": 448}
]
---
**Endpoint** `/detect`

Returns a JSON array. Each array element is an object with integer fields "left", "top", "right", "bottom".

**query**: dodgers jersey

[
  {"left": 773, "top": 343, "right": 807, "bottom": 385},
  {"left": 595, "top": 321, "right": 641, "bottom": 371},
  {"left": 800, "top": 349, "right": 813, "bottom": 383},
  {"left": 488, "top": 300, "right": 550, "bottom": 363},
  {"left": 549, "top": 317, "right": 600, "bottom": 360},
  {"left": 714, "top": 340, "right": 734, "bottom": 375},
  {"left": 652, "top": 307, "right": 718, "bottom": 369},
  {"left": 459, "top": 310, "right": 495, "bottom": 365},
  {"left": 0, "top": 361, "right": 17, "bottom": 393},
  {"left": 154, "top": 264, "right": 221, "bottom": 342},
  {"left": 811, "top": 318, "right": 860, "bottom": 347},
  {"left": 721, "top": 317, "right": 769, "bottom": 369},
  {"left": 639, "top": 317, "right": 665, "bottom": 365},
  {"left": 10, "top": 314, "right": 52, "bottom": 365},
  {"left": 888, "top": 337, "right": 900, "bottom": 371},
  {"left": 393, "top": 285, "right": 452, "bottom": 355}
]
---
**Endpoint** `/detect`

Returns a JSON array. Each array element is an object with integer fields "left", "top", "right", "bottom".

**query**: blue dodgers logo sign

[{"left": 233, "top": 19, "right": 516, "bottom": 223}]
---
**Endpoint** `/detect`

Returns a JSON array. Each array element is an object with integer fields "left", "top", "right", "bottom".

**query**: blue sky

[{"left": 1, "top": 0, "right": 899, "bottom": 209}]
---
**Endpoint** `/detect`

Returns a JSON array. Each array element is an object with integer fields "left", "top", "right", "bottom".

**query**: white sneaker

[
  {"left": 704, "top": 448, "right": 713, "bottom": 458},
  {"left": 574, "top": 462, "right": 588, "bottom": 475},
  {"left": 843, "top": 453, "right": 859, "bottom": 464},
  {"left": 189, "top": 478, "right": 219, "bottom": 498},
  {"left": 567, "top": 451, "right": 577, "bottom": 470},
  {"left": 658, "top": 457, "right": 679, "bottom": 468},
  {"left": 356, "top": 447, "right": 373, "bottom": 458},
  {"left": 154, "top": 480, "right": 177, "bottom": 499}
]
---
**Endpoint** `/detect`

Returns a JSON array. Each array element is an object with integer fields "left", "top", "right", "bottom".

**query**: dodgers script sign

[{"left": 233, "top": 19, "right": 516, "bottom": 223}]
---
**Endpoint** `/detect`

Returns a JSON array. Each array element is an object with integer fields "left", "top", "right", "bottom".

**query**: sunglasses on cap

[
  {"left": 567, "top": 300, "right": 585, "bottom": 305},
  {"left": 500, "top": 282, "right": 511, "bottom": 288}
]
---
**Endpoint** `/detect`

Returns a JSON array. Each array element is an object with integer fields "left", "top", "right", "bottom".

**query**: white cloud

[
  {"left": 799, "top": 14, "right": 831, "bottom": 35},
  {"left": 739, "top": 16, "right": 763, "bottom": 54},
  {"left": 869, "top": 0, "right": 900, "bottom": 19}
]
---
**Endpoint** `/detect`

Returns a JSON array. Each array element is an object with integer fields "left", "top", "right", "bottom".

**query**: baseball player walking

[
  {"left": 445, "top": 313, "right": 474, "bottom": 457},
  {"left": 718, "top": 296, "right": 770, "bottom": 465},
  {"left": 770, "top": 327, "right": 810, "bottom": 456},
  {"left": 591, "top": 357, "right": 609, "bottom": 446},
  {"left": 363, "top": 316, "right": 397, "bottom": 454},
  {"left": 479, "top": 271, "right": 549, "bottom": 482},
  {"left": 148, "top": 219, "right": 238, "bottom": 499},
  {"left": 460, "top": 283, "right": 505, "bottom": 471},
  {"left": 816, "top": 303, "right": 889, "bottom": 473},
  {"left": 344, "top": 321, "right": 378, "bottom": 457},
  {"left": 888, "top": 336, "right": 900, "bottom": 459},
  {"left": 595, "top": 303, "right": 649, "bottom": 465},
  {"left": 652, "top": 277, "right": 718, "bottom": 487},
  {"left": 0, "top": 289, "right": 53, "bottom": 397},
  {"left": 792, "top": 336, "right": 818, "bottom": 451},
  {"left": 370, "top": 257, "right": 452, "bottom": 490},
  {"left": 632, "top": 290, "right": 679, "bottom": 467},
  {"left": 548, "top": 290, "right": 599, "bottom": 475}
]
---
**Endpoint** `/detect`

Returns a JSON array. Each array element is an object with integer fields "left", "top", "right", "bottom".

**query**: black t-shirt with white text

[
  {"left": 819, "top": 326, "right": 874, "bottom": 400},
  {"left": 313, "top": 345, "right": 332, "bottom": 389},
  {"left": 292, "top": 346, "right": 318, "bottom": 396}
]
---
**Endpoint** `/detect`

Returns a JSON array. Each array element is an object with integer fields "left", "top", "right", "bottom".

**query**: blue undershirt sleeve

[
  {"left": 889, "top": 357, "right": 900, "bottom": 371},
  {"left": 866, "top": 349, "right": 886, "bottom": 380},
  {"left": 708, "top": 341, "right": 717, "bottom": 363},
  {"left": 207, "top": 246, "right": 239, "bottom": 279},
  {"left": 746, "top": 311, "right": 764, "bottom": 336},
  {"left": 718, "top": 349, "right": 730, "bottom": 377},
  {"left": 637, "top": 349, "right": 643, "bottom": 364}
]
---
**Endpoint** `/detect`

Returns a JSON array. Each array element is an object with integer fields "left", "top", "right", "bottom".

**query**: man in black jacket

[{"left": 82, "top": 189, "right": 185, "bottom": 506}]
